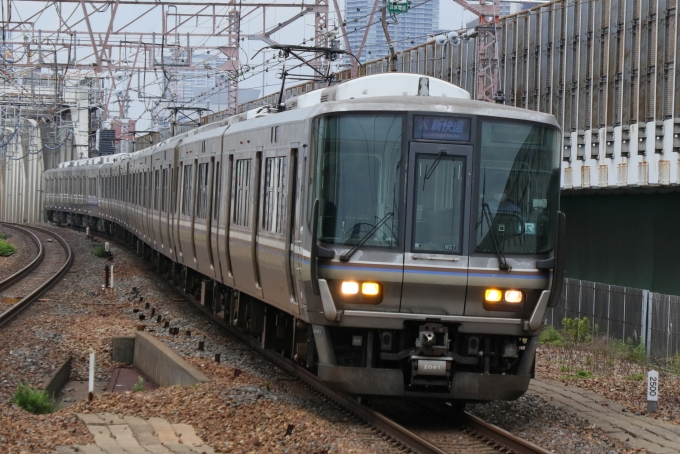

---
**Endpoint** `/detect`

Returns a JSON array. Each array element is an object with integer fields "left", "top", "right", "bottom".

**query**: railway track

[
  {"left": 0, "top": 224, "right": 73, "bottom": 329},
  {"left": 77, "top": 226, "right": 549, "bottom": 454}
]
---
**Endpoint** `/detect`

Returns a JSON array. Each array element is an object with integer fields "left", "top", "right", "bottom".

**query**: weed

[
  {"left": 627, "top": 373, "right": 644, "bottom": 381},
  {"left": 265, "top": 381, "right": 270, "bottom": 392},
  {"left": 133, "top": 377, "right": 144, "bottom": 392},
  {"left": 0, "top": 240, "right": 16, "bottom": 257},
  {"left": 575, "top": 370, "right": 592, "bottom": 379},
  {"left": 0, "top": 231, "right": 8, "bottom": 240},
  {"left": 192, "top": 384, "right": 199, "bottom": 390},
  {"left": 539, "top": 325, "right": 563, "bottom": 345},
  {"left": 562, "top": 317, "right": 597, "bottom": 343},
  {"left": 92, "top": 245, "right": 110, "bottom": 258},
  {"left": 585, "top": 356, "right": 592, "bottom": 366},
  {"left": 560, "top": 365, "right": 571, "bottom": 373},
  {"left": 12, "top": 381, "right": 54, "bottom": 414}
]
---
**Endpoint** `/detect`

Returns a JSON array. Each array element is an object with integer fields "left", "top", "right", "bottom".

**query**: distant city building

[{"left": 344, "top": 0, "right": 440, "bottom": 64}]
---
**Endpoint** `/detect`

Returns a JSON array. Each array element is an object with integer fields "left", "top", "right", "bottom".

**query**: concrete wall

[{"left": 133, "top": 332, "right": 210, "bottom": 387}]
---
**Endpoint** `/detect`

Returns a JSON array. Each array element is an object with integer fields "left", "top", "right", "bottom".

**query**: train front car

[{"left": 304, "top": 75, "right": 563, "bottom": 402}]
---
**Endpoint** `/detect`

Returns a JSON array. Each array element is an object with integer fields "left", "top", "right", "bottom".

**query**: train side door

[
  {"left": 229, "top": 151, "right": 264, "bottom": 298},
  {"left": 401, "top": 142, "right": 472, "bottom": 315}
]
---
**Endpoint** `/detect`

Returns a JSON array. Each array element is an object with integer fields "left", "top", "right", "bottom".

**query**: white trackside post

[
  {"left": 647, "top": 370, "right": 659, "bottom": 413},
  {"left": 88, "top": 350, "right": 95, "bottom": 401},
  {"left": 105, "top": 242, "right": 110, "bottom": 252}
]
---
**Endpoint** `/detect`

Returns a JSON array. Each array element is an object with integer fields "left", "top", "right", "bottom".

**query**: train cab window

[
  {"left": 312, "top": 114, "right": 402, "bottom": 247},
  {"left": 196, "top": 163, "right": 209, "bottom": 219},
  {"left": 161, "top": 168, "right": 168, "bottom": 213},
  {"left": 181, "top": 164, "right": 194, "bottom": 216},
  {"left": 475, "top": 121, "right": 561, "bottom": 255},
  {"left": 154, "top": 169, "right": 160, "bottom": 211},
  {"left": 213, "top": 161, "right": 221, "bottom": 221},
  {"left": 233, "top": 159, "right": 251, "bottom": 227},
  {"left": 262, "top": 156, "right": 287, "bottom": 234}
]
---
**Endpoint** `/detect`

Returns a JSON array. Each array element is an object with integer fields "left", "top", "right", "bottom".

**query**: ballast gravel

[
  {"left": 0, "top": 226, "right": 38, "bottom": 282},
  {"left": 0, "top": 224, "right": 646, "bottom": 453}
]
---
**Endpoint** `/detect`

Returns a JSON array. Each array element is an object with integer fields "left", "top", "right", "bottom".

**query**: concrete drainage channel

[{"left": 49, "top": 331, "right": 210, "bottom": 404}]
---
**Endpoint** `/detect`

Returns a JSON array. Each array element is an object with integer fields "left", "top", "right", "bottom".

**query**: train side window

[
  {"left": 196, "top": 162, "right": 209, "bottom": 219},
  {"left": 161, "top": 168, "right": 168, "bottom": 213},
  {"left": 213, "top": 161, "right": 221, "bottom": 221},
  {"left": 262, "top": 156, "right": 287, "bottom": 234},
  {"left": 154, "top": 169, "right": 160, "bottom": 211},
  {"left": 233, "top": 159, "right": 251, "bottom": 227},
  {"left": 181, "top": 164, "right": 194, "bottom": 216}
]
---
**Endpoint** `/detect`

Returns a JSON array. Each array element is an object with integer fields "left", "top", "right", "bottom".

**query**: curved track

[{"left": 0, "top": 224, "right": 73, "bottom": 329}]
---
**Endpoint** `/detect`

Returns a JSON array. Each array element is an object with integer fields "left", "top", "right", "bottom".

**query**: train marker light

[
  {"left": 341, "top": 281, "right": 359, "bottom": 295},
  {"left": 361, "top": 282, "right": 381, "bottom": 296},
  {"left": 504, "top": 290, "right": 524, "bottom": 303},
  {"left": 484, "top": 289, "right": 503, "bottom": 302}
]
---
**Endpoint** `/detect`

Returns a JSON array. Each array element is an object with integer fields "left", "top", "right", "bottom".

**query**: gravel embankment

[{"left": 0, "top": 226, "right": 39, "bottom": 282}]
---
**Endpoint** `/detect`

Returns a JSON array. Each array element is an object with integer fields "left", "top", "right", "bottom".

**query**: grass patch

[
  {"left": 92, "top": 244, "right": 111, "bottom": 258},
  {"left": 12, "top": 381, "right": 54, "bottom": 414},
  {"left": 627, "top": 373, "right": 645, "bottom": 381},
  {"left": 133, "top": 376, "right": 144, "bottom": 392},
  {"left": 575, "top": 370, "right": 593, "bottom": 379},
  {"left": 560, "top": 365, "right": 571, "bottom": 373},
  {"left": 0, "top": 231, "right": 8, "bottom": 240},
  {"left": 0, "top": 239, "right": 16, "bottom": 257}
]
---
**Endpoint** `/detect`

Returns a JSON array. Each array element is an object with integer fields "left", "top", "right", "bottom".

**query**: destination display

[{"left": 413, "top": 115, "right": 471, "bottom": 141}]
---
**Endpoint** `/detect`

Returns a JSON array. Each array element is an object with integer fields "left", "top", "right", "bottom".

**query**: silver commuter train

[{"left": 44, "top": 73, "right": 565, "bottom": 402}]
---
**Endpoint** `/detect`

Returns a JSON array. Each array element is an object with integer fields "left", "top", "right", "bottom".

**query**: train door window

[
  {"left": 196, "top": 162, "right": 209, "bottom": 219},
  {"left": 213, "top": 161, "right": 221, "bottom": 221},
  {"left": 154, "top": 169, "right": 160, "bottom": 211},
  {"left": 143, "top": 172, "right": 148, "bottom": 208},
  {"left": 161, "top": 168, "right": 168, "bottom": 213},
  {"left": 172, "top": 168, "right": 178, "bottom": 214},
  {"left": 262, "top": 156, "right": 287, "bottom": 233},
  {"left": 271, "top": 126, "right": 280, "bottom": 143},
  {"left": 181, "top": 164, "right": 194, "bottom": 216},
  {"left": 233, "top": 159, "right": 251, "bottom": 227}
]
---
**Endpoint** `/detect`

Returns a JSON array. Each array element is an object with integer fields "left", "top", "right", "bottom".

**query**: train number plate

[{"left": 417, "top": 359, "right": 448, "bottom": 376}]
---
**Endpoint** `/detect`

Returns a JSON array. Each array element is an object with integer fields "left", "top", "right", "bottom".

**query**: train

[{"left": 43, "top": 73, "right": 565, "bottom": 402}]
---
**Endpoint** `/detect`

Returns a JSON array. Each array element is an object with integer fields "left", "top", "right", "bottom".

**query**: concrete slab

[
  {"left": 163, "top": 443, "right": 196, "bottom": 454},
  {"left": 77, "top": 413, "right": 107, "bottom": 426},
  {"left": 124, "top": 416, "right": 166, "bottom": 447},
  {"left": 148, "top": 417, "right": 180, "bottom": 445},
  {"left": 108, "top": 424, "right": 143, "bottom": 449},
  {"left": 86, "top": 425, "right": 120, "bottom": 453},
  {"left": 58, "top": 381, "right": 108, "bottom": 408},
  {"left": 98, "top": 412, "right": 127, "bottom": 425},
  {"left": 170, "top": 423, "right": 202, "bottom": 447}
]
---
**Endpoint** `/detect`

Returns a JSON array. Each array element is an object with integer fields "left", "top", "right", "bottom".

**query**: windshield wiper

[
  {"left": 481, "top": 202, "right": 511, "bottom": 271},
  {"left": 422, "top": 150, "right": 447, "bottom": 189},
  {"left": 340, "top": 212, "right": 394, "bottom": 262}
]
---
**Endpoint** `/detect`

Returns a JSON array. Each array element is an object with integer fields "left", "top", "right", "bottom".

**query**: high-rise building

[{"left": 344, "top": 0, "right": 440, "bottom": 64}]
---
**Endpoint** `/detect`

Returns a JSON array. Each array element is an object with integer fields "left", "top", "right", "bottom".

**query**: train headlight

[
  {"left": 484, "top": 289, "right": 503, "bottom": 303},
  {"left": 341, "top": 281, "right": 359, "bottom": 295},
  {"left": 361, "top": 282, "right": 381, "bottom": 296},
  {"left": 504, "top": 290, "right": 524, "bottom": 303}
]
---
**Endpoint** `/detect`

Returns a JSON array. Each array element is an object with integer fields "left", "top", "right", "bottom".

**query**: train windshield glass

[
  {"left": 475, "top": 121, "right": 560, "bottom": 255},
  {"left": 313, "top": 114, "right": 403, "bottom": 247}
]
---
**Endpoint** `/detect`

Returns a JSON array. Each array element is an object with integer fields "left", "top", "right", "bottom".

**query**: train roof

[{"left": 50, "top": 74, "right": 559, "bottom": 171}]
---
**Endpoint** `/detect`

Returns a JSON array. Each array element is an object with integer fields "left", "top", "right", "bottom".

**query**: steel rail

[
  {"left": 0, "top": 224, "right": 74, "bottom": 329},
  {"left": 0, "top": 224, "right": 44, "bottom": 293},
  {"left": 461, "top": 412, "right": 551, "bottom": 454}
]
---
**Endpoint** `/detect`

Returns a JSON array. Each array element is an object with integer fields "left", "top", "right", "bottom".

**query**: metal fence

[{"left": 547, "top": 278, "right": 680, "bottom": 361}]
